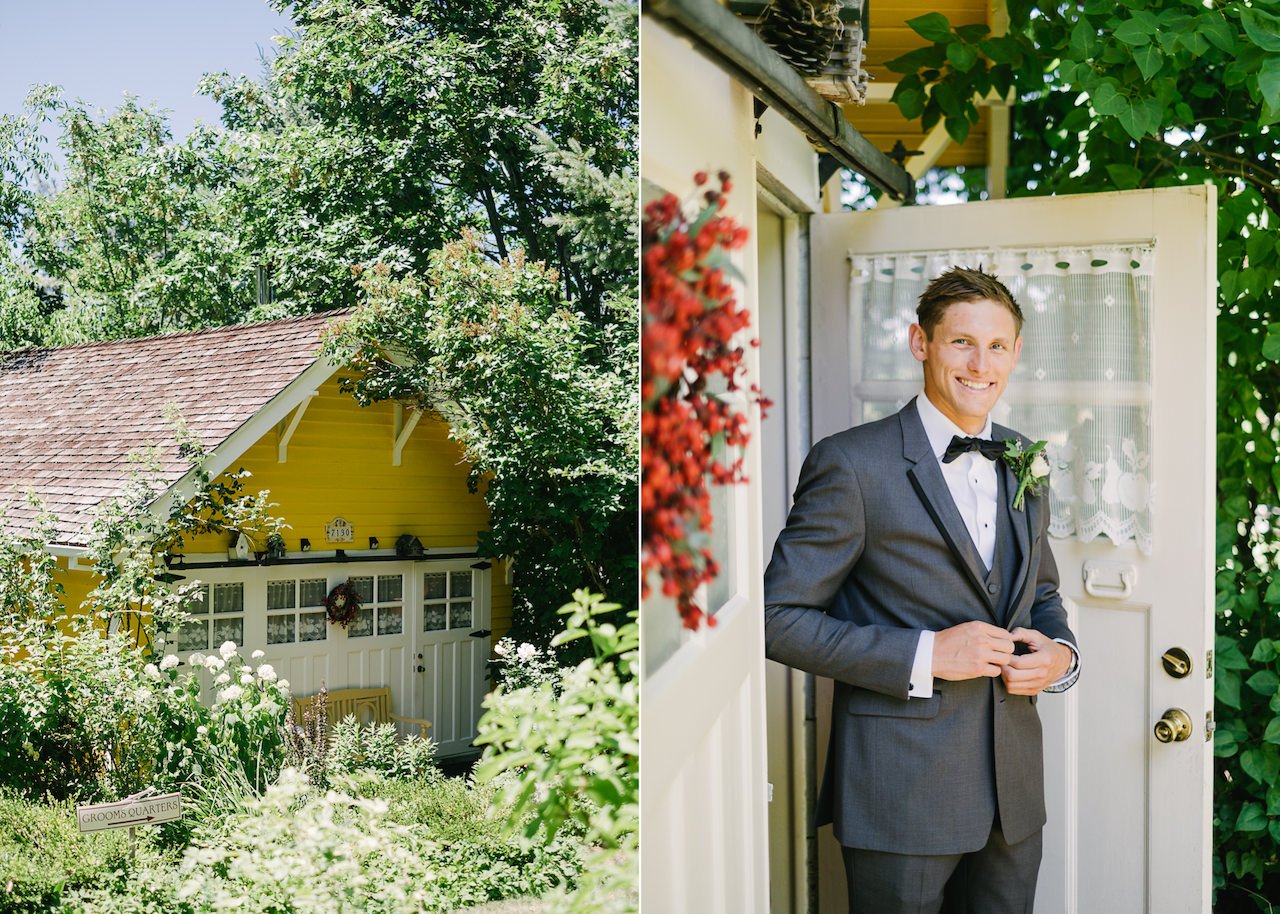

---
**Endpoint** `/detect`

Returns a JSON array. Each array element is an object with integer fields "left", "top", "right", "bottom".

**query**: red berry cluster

[{"left": 641, "top": 171, "right": 767, "bottom": 631}]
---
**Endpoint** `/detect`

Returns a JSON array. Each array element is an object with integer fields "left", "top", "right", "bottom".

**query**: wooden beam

[
  {"left": 644, "top": 0, "right": 915, "bottom": 201},
  {"left": 392, "top": 403, "right": 423, "bottom": 467},
  {"left": 277, "top": 391, "right": 317, "bottom": 463},
  {"left": 987, "top": 0, "right": 1011, "bottom": 198},
  {"left": 907, "top": 122, "right": 954, "bottom": 179}
]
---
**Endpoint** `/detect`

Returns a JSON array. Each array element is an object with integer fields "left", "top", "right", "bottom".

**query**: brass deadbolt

[{"left": 1154, "top": 708, "right": 1193, "bottom": 743}]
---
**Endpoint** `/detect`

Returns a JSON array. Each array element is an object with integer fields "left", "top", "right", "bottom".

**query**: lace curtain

[{"left": 850, "top": 245, "right": 1154, "bottom": 553}]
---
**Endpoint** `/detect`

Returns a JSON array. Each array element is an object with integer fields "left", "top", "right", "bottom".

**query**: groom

[{"left": 764, "top": 267, "right": 1079, "bottom": 914}]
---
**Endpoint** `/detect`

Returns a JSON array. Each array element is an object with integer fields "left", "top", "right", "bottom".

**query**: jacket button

[{"left": 987, "top": 582, "right": 999, "bottom": 594}]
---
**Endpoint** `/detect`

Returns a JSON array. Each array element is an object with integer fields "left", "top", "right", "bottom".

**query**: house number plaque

[{"left": 326, "top": 517, "right": 354, "bottom": 543}]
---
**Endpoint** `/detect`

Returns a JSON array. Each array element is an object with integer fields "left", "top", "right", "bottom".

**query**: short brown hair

[{"left": 916, "top": 266, "right": 1023, "bottom": 338}]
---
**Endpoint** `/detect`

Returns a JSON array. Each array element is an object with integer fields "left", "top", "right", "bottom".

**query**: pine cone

[{"left": 755, "top": 0, "right": 845, "bottom": 76}]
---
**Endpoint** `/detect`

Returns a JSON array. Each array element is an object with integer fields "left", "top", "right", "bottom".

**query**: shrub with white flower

[{"left": 490, "top": 636, "right": 565, "bottom": 692}]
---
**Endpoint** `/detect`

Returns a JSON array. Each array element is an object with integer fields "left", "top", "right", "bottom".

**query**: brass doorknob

[{"left": 1154, "top": 708, "right": 1192, "bottom": 743}]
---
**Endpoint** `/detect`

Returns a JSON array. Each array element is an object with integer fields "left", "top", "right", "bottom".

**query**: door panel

[
  {"left": 414, "top": 562, "right": 490, "bottom": 758},
  {"left": 809, "top": 187, "right": 1215, "bottom": 914}
]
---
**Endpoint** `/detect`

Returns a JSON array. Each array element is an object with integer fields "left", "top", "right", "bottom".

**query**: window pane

[
  {"left": 423, "top": 573, "right": 446, "bottom": 600},
  {"left": 350, "top": 576, "right": 374, "bottom": 603},
  {"left": 299, "top": 612, "right": 328, "bottom": 642},
  {"left": 378, "top": 606, "right": 403, "bottom": 635},
  {"left": 267, "top": 615, "right": 295, "bottom": 645},
  {"left": 450, "top": 601, "right": 472, "bottom": 628},
  {"left": 188, "top": 585, "right": 210, "bottom": 615},
  {"left": 175, "top": 620, "right": 208, "bottom": 652},
  {"left": 348, "top": 609, "right": 374, "bottom": 638},
  {"left": 212, "top": 617, "right": 243, "bottom": 645},
  {"left": 267, "top": 580, "right": 296, "bottom": 611},
  {"left": 213, "top": 583, "right": 244, "bottom": 614},
  {"left": 450, "top": 571, "right": 473, "bottom": 598},
  {"left": 377, "top": 575, "right": 403, "bottom": 602},
  {"left": 423, "top": 604, "right": 447, "bottom": 632},
  {"left": 299, "top": 579, "right": 327, "bottom": 607}
]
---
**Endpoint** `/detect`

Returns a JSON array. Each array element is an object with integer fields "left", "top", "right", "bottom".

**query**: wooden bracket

[{"left": 393, "top": 403, "right": 423, "bottom": 466}]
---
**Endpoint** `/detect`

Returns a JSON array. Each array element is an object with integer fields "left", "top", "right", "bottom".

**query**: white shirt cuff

[
  {"left": 908, "top": 630, "right": 935, "bottom": 698},
  {"left": 1044, "top": 639, "right": 1080, "bottom": 693}
]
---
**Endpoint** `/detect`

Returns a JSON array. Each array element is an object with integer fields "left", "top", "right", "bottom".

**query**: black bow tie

[{"left": 942, "top": 435, "right": 1005, "bottom": 463}]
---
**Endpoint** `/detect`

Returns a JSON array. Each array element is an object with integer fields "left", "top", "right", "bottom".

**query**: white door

[
  {"left": 414, "top": 561, "right": 491, "bottom": 758},
  {"left": 261, "top": 566, "right": 417, "bottom": 715},
  {"left": 808, "top": 187, "right": 1215, "bottom": 914}
]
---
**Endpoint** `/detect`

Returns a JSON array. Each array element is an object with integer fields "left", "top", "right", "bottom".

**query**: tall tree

[{"left": 884, "top": 4, "right": 1280, "bottom": 905}]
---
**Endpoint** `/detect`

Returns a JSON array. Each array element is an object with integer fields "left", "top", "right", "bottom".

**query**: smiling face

[{"left": 908, "top": 298, "right": 1023, "bottom": 434}]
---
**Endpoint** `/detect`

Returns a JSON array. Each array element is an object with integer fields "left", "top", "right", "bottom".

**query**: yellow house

[{"left": 0, "top": 310, "right": 510, "bottom": 759}]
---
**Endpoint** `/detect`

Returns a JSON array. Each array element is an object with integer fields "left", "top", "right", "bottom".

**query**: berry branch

[{"left": 641, "top": 172, "right": 768, "bottom": 630}]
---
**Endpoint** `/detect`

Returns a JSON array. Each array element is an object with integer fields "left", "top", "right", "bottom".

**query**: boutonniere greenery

[{"left": 1003, "top": 439, "right": 1051, "bottom": 510}]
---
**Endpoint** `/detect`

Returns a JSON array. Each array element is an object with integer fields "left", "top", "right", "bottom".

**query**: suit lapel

[
  {"left": 900, "top": 400, "right": 997, "bottom": 614},
  {"left": 994, "top": 424, "right": 1034, "bottom": 624}
]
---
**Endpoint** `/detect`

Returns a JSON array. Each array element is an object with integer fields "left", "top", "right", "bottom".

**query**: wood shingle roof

[{"left": 0, "top": 311, "right": 349, "bottom": 547}]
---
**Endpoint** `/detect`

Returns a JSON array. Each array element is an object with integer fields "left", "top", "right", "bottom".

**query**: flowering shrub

[
  {"left": 641, "top": 170, "right": 764, "bottom": 630},
  {"left": 476, "top": 590, "right": 638, "bottom": 913},
  {"left": 490, "top": 636, "right": 565, "bottom": 691}
]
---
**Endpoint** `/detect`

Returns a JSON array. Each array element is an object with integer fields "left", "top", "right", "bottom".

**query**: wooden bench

[{"left": 291, "top": 686, "right": 432, "bottom": 740}]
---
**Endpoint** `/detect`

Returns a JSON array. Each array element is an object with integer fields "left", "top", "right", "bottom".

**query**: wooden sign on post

[{"left": 77, "top": 790, "right": 181, "bottom": 833}]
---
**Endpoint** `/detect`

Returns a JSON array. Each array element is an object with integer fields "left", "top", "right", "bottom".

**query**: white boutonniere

[{"left": 1003, "top": 439, "right": 1051, "bottom": 510}]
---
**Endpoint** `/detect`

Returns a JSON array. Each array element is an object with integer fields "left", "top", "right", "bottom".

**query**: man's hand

[
  {"left": 1002, "top": 627, "right": 1073, "bottom": 696},
  {"left": 932, "top": 621, "right": 1016, "bottom": 681}
]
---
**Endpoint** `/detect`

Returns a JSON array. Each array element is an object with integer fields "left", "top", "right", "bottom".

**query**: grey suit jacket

[{"left": 763, "top": 398, "right": 1076, "bottom": 855}]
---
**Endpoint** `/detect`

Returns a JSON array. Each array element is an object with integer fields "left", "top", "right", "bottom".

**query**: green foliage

[
  {"left": 475, "top": 591, "right": 637, "bottom": 913},
  {"left": 68, "top": 768, "right": 583, "bottom": 913},
  {"left": 0, "top": 1, "right": 636, "bottom": 347},
  {"left": 0, "top": 788, "right": 152, "bottom": 913},
  {"left": 324, "top": 717, "right": 439, "bottom": 783},
  {"left": 886, "top": 1, "right": 1280, "bottom": 904},
  {"left": 328, "top": 228, "right": 637, "bottom": 643}
]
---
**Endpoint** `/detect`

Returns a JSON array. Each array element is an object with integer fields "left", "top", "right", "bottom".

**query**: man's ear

[
  {"left": 908, "top": 323, "right": 927, "bottom": 363},
  {"left": 1012, "top": 333, "right": 1024, "bottom": 365}
]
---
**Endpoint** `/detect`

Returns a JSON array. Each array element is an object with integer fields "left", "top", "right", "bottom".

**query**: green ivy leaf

[
  {"left": 1199, "top": 14, "right": 1236, "bottom": 53},
  {"left": 1219, "top": 636, "right": 1253, "bottom": 670},
  {"left": 1219, "top": 670, "right": 1242, "bottom": 710},
  {"left": 1248, "top": 669, "right": 1280, "bottom": 697},
  {"left": 1091, "top": 81, "right": 1129, "bottom": 116},
  {"left": 1241, "top": 9, "right": 1280, "bottom": 53},
  {"left": 1070, "top": 19, "right": 1097, "bottom": 59},
  {"left": 1133, "top": 44, "right": 1164, "bottom": 81},
  {"left": 945, "top": 115, "right": 972, "bottom": 144},
  {"left": 947, "top": 42, "right": 979, "bottom": 72},
  {"left": 907, "top": 12, "right": 955, "bottom": 44},
  {"left": 955, "top": 24, "right": 990, "bottom": 43},
  {"left": 1264, "top": 716, "right": 1280, "bottom": 745},
  {"left": 1265, "top": 325, "right": 1280, "bottom": 363},
  {"left": 1106, "top": 163, "right": 1144, "bottom": 189},
  {"left": 1258, "top": 58, "right": 1280, "bottom": 123},
  {"left": 1117, "top": 96, "right": 1162, "bottom": 139},
  {"left": 1253, "top": 639, "right": 1278, "bottom": 663},
  {"left": 1236, "top": 802, "right": 1268, "bottom": 833},
  {"left": 1114, "top": 18, "right": 1154, "bottom": 46},
  {"left": 1216, "top": 726, "right": 1240, "bottom": 757},
  {"left": 1242, "top": 746, "right": 1280, "bottom": 785}
]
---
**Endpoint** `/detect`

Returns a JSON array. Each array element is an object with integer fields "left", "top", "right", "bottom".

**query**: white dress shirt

[{"left": 907, "top": 392, "right": 1078, "bottom": 698}]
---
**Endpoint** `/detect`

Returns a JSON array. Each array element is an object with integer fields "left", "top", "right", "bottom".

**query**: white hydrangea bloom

[
  {"left": 517, "top": 642, "right": 538, "bottom": 661},
  {"left": 257, "top": 664, "right": 277, "bottom": 682},
  {"left": 215, "top": 672, "right": 232, "bottom": 686},
  {"left": 278, "top": 678, "right": 290, "bottom": 691},
  {"left": 189, "top": 653, "right": 206, "bottom": 666},
  {"left": 239, "top": 672, "right": 254, "bottom": 686},
  {"left": 143, "top": 663, "right": 160, "bottom": 678},
  {"left": 219, "top": 640, "right": 237, "bottom": 660},
  {"left": 204, "top": 656, "right": 225, "bottom": 672},
  {"left": 159, "top": 654, "right": 179, "bottom": 670},
  {"left": 216, "top": 685, "right": 244, "bottom": 704},
  {"left": 251, "top": 649, "right": 265, "bottom": 660}
]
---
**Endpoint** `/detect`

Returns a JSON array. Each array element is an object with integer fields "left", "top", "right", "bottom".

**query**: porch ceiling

[{"left": 848, "top": 0, "right": 994, "bottom": 170}]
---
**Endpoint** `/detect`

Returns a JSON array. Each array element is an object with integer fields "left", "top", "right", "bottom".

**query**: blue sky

[{"left": 0, "top": 0, "right": 293, "bottom": 142}]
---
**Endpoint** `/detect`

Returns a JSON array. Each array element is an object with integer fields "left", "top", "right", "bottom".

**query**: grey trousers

[{"left": 842, "top": 824, "right": 1042, "bottom": 914}]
